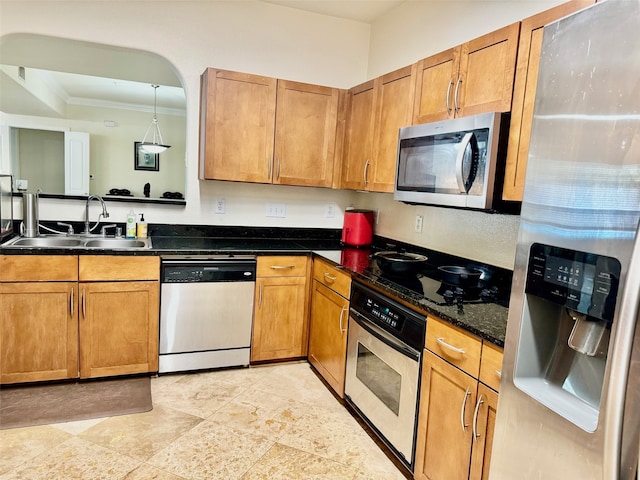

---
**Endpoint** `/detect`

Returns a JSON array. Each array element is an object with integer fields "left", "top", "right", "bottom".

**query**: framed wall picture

[{"left": 134, "top": 142, "right": 159, "bottom": 171}]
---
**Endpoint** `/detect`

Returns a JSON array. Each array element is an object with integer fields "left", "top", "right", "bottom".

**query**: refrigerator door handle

[{"left": 604, "top": 225, "right": 640, "bottom": 479}]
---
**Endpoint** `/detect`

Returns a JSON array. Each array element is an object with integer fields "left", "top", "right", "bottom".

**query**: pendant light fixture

[{"left": 140, "top": 84, "right": 170, "bottom": 154}]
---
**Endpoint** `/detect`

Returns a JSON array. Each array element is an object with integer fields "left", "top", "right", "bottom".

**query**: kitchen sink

[
  {"left": 1, "top": 235, "right": 152, "bottom": 250},
  {"left": 8, "top": 237, "right": 85, "bottom": 247},
  {"left": 84, "top": 239, "right": 148, "bottom": 249}
]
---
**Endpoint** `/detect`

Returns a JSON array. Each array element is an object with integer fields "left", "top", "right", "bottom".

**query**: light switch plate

[
  {"left": 266, "top": 203, "right": 286, "bottom": 218},
  {"left": 415, "top": 214, "right": 423, "bottom": 233}
]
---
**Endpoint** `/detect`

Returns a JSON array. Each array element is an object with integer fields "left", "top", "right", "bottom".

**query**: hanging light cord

[{"left": 140, "top": 84, "right": 170, "bottom": 152}]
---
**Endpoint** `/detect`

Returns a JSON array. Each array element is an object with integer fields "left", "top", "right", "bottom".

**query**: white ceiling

[
  {"left": 262, "top": 0, "right": 405, "bottom": 23},
  {"left": 0, "top": 1, "right": 404, "bottom": 118}
]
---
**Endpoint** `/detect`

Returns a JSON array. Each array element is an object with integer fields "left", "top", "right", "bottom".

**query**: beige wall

[{"left": 1, "top": 0, "right": 571, "bottom": 268}]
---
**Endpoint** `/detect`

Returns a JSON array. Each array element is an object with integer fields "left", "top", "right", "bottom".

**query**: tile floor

[{"left": 0, "top": 362, "right": 410, "bottom": 479}]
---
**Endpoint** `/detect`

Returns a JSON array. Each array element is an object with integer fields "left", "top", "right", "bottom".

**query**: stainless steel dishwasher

[{"left": 159, "top": 255, "right": 256, "bottom": 373}]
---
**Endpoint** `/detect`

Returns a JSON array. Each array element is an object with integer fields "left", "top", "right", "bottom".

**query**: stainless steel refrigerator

[{"left": 490, "top": 1, "right": 640, "bottom": 478}]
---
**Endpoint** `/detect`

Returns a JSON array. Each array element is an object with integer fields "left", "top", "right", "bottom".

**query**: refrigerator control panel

[{"left": 525, "top": 243, "right": 621, "bottom": 322}]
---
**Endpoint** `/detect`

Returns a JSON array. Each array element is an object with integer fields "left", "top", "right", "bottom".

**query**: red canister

[{"left": 341, "top": 209, "right": 374, "bottom": 246}]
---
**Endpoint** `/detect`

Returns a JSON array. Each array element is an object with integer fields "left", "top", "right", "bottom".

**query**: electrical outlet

[
  {"left": 214, "top": 198, "right": 225, "bottom": 214},
  {"left": 414, "top": 214, "right": 423, "bottom": 233},
  {"left": 325, "top": 203, "right": 336, "bottom": 218},
  {"left": 266, "top": 203, "right": 286, "bottom": 218}
]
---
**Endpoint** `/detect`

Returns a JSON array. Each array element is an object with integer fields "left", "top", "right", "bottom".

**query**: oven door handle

[{"left": 350, "top": 310, "right": 421, "bottom": 361}]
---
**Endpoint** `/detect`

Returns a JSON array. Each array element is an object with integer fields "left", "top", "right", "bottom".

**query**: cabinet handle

[
  {"left": 460, "top": 386, "right": 471, "bottom": 432},
  {"left": 339, "top": 306, "right": 348, "bottom": 333},
  {"left": 472, "top": 394, "right": 484, "bottom": 440},
  {"left": 363, "top": 160, "right": 370, "bottom": 186},
  {"left": 323, "top": 272, "right": 336, "bottom": 282},
  {"left": 81, "top": 288, "right": 86, "bottom": 319},
  {"left": 268, "top": 158, "right": 272, "bottom": 181},
  {"left": 258, "top": 282, "right": 263, "bottom": 308},
  {"left": 496, "top": 369, "right": 502, "bottom": 378},
  {"left": 436, "top": 337, "right": 466, "bottom": 355},
  {"left": 70, "top": 287, "right": 74, "bottom": 317},
  {"left": 453, "top": 75, "right": 462, "bottom": 113},
  {"left": 276, "top": 158, "right": 281, "bottom": 181},
  {"left": 270, "top": 265, "right": 295, "bottom": 270},
  {"left": 445, "top": 78, "right": 454, "bottom": 116}
]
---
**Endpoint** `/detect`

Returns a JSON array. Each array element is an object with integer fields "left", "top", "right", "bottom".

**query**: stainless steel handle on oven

[
  {"left": 446, "top": 78, "right": 454, "bottom": 116},
  {"left": 82, "top": 288, "right": 86, "bottom": 319},
  {"left": 472, "top": 394, "right": 484, "bottom": 440},
  {"left": 436, "top": 336, "right": 466, "bottom": 355},
  {"left": 453, "top": 75, "right": 462, "bottom": 113},
  {"left": 454, "top": 132, "right": 474, "bottom": 194},
  {"left": 350, "top": 309, "right": 421, "bottom": 361},
  {"left": 270, "top": 265, "right": 295, "bottom": 270},
  {"left": 339, "top": 306, "right": 348, "bottom": 333},
  {"left": 460, "top": 386, "right": 471, "bottom": 432},
  {"left": 363, "top": 160, "right": 370, "bottom": 186},
  {"left": 70, "top": 287, "right": 74, "bottom": 317}
]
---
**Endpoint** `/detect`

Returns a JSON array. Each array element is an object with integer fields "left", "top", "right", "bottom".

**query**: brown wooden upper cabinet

[
  {"left": 413, "top": 23, "right": 520, "bottom": 125},
  {"left": 502, "top": 0, "right": 595, "bottom": 201},
  {"left": 342, "top": 65, "right": 416, "bottom": 192},
  {"left": 199, "top": 68, "right": 343, "bottom": 188}
]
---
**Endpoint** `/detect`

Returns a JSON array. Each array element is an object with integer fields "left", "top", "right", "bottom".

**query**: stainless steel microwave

[{"left": 394, "top": 112, "right": 509, "bottom": 210}]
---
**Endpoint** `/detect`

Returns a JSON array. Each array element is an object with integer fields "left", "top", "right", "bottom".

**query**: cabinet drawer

[
  {"left": 79, "top": 256, "right": 159, "bottom": 281},
  {"left": 312, "top": 257, "right": 351, "bottom": 298},
  {"left": 257, "top": 256, "right": 308, "bottom": 277},
  {"left": 426, "top": 316, "right": 482, "bottom": 377},
  {"left": 0, "top": 255, "right": 78, "bottom": 281},
  {"left": 479, "top": 342, "right": 504, "bottom": 392}
]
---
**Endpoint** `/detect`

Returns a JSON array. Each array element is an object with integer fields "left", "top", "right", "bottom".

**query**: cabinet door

[
  {"left": 469, "top": 384, "right": 499, "bottom": 480},
  {"left": 456, "top": 22, "right": 520, "bottom": 118},
  {"left": 308, "top": 281, "right": 349, "bottom": 397},
  {"left": 0, "top": 282, "right": 78, "bottom": 383},
  {"left": 274, "top": 80, "right": 341, "bottom": 187},
  {"left": 414, "top": 350, "right": 476, "bottom": 480},
  {"left": 79, "top": 281, "right": 159, "bottom": 378},
  {"left": 199, "top": 68, "right": 277, "bottom": 182},
  {"left": 413, "top": 47, "right": 460, "bottom": 124},
  {"left": 369, "top": 64, "right": 416, "bottom": 193},
  {"left": 251, "top": 276, "right": 309, "bottom": 362},
  {"left": 503, "top": 0, "right": 594, "bottom": 201},
  {"left": 341, "top": 80, "right": 375, "bottom": 190}
]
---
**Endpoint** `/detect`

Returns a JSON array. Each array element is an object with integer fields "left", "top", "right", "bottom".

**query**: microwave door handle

[{"left": 455, "top": 132, "right": 474, "bottom": 193}]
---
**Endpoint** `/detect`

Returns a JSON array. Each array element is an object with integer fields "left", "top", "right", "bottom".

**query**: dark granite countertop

[
  {"left": 0, "top": 223, "right": 510, "bottom": 346},
  {"left": 312, "top": 247, "right": 510, "bottom": 348}
]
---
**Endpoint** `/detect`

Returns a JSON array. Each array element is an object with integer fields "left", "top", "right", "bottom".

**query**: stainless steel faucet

[{"left": 84, "top": 195, "right": 110, "bottom": 234}]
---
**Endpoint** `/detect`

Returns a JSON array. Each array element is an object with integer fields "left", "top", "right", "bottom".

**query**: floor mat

[{"left": 0, "top": 376, "right": 152, "bottom": 430}]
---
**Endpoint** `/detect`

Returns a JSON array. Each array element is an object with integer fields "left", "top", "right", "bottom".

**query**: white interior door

[{"left": 64, "top": 131, "right": 89, "bottom": 195}]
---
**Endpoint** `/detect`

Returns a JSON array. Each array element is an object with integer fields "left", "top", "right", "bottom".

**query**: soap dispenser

[
  {"left": 125, "top": 209, "right": 136, "bottom": 238},
  {"left": 136, "top": 213, "right": 148, "bottom": 239}
]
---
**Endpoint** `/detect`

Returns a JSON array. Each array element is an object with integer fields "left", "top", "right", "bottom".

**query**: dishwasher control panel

[{"left": 161, "top": 257, "right": 256, "bottom": 283}]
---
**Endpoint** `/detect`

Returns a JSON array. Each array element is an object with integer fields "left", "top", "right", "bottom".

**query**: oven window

[{"left": 355, "top": 343, "right": 402, "bottom": 415}]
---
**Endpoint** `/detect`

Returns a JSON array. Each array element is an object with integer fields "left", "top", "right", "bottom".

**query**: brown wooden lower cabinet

[
  {"left": 79, "top": 281, "right": 159, "bottom": 378},
  {"left": 0, "top": 282, "right": 79, "bottom": 383},
  {"left": 414, "top": 350, "right": 499, "bottom": 480},
  {"left": 0, "top": 254, "right": 160, "bottom": 384},
  {"left": 308, "top": 280, "right": 349, "bottom": 397},
  {"left": 251, "top": 256, "right": 310, "bottom": 362}
]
